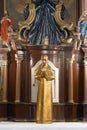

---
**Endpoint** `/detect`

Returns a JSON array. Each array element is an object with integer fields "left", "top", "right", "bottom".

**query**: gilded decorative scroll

[
  {"left": 18, "top": 2, "right": 36, "bottom": 42},
  {"left": 54, "top": 1, "right": 73, "bottom": 31}
]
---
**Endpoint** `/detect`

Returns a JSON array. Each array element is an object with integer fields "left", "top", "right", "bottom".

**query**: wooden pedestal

[{"left": 0, "top": 102, "right": 8, "bottom": 121}]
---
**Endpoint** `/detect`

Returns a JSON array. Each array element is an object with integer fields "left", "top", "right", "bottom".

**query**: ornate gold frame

[{"left": 4, "top": 0, "right": 78, "bottom": 25}]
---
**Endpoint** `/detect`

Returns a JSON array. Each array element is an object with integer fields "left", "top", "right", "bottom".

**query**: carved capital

[
  {"left": 84, "top": 60, "right": 87, "bottom": 66},
  {"left": 15, "top": 58, "right": 23, "bottom": 64}
]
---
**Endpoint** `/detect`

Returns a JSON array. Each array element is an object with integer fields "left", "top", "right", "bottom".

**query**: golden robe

[{"left": 35, "top": 64, "right": 54, "bottom": 123}]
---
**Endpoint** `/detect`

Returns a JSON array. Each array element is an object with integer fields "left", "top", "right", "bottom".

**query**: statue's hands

[{"left": 41, "top": 71, "right": 46, "bottom": 78}]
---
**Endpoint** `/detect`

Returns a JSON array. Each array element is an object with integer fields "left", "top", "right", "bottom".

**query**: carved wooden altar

[{"left": 0, "top": 0, "right": 87, "bottom": 122}]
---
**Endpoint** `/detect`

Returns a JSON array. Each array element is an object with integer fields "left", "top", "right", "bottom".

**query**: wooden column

[
  {"left": 83, "top": 60, "right": 87, "bottom": 103},
  {"left": 82, "top": 48, "right": 87, "bottom": 103},
  {"left": 15, "top": 53, "right": 23, "bottom": 103},
  {"left": 0, "top": 49, "right": 9, "bottom": 102},
  {"left": 0, "top": 48, "right": 10, "bottom": 121},
  {"left": 81, "top": 47, "right": 87, "bottom": 121},
  {"left": 2, "top": 60, "right": 8, "bottom": 102},
  {"left": 67, "top": 58, "right": 74, "bottom": 103}
]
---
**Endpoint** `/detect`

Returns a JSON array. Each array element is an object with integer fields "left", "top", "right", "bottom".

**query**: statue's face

[
  {"left": 42, "top": 59, "right": 46, "bottom": 65},
  {"left": 41, "top": 56, "right": 48, "bottom": 66}
]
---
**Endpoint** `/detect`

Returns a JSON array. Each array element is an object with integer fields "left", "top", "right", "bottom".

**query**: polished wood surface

[
  {"left": 0, "top": 0, "right": 86, "bottom": 122},
  {"left": 0, "top": 45, "right": 87, "bottom": 122},
  {"left": 8, "top": 45, "right": 77, "bottom": 121},
  {"left": 0, "top": 48, "right": 9, "bottom": 120}
]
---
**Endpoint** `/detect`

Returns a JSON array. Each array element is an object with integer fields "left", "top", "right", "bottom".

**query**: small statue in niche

[
  {"left": 0, "top": 10, "right": 17, "bottom": 51},
  {"left": 34, "top": 55, "right": 55, "bottom": 123},
  {"left": 78, "top": 10, "right": 87, "bottom": 45}
]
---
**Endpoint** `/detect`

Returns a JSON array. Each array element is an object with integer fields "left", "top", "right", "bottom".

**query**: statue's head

[{"left": 41, "top": 55, "right": 48, "bottom": 65}]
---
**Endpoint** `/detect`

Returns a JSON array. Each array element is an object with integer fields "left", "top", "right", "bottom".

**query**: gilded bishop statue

[{"left": 34, "top": 55, "right": 54, "bottom": 123}]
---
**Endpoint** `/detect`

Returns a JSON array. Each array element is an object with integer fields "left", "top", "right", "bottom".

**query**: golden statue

[{"left": 34, "top": 55, "right": 55, "bottom": 123}]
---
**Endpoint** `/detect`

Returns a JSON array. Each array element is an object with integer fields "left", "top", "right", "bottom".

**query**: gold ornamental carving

[
  {"left": 54, "top": 1, "right": 73, "bottom": 33},
  {"left": 18, "top": 1, "right": 36, "bottom": 42}
]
